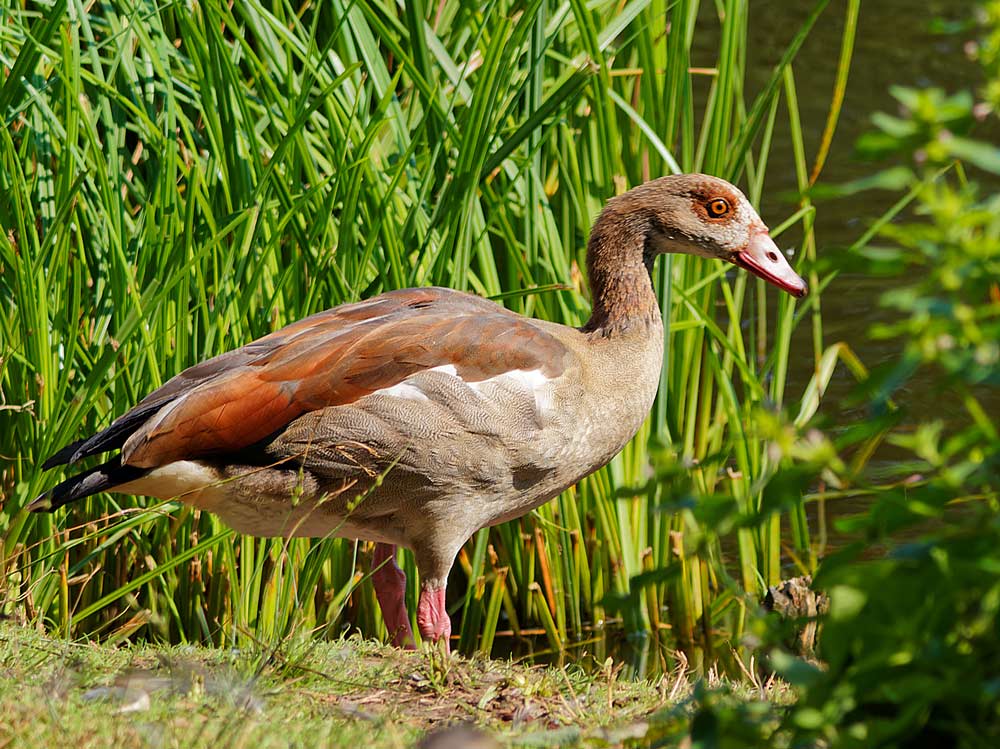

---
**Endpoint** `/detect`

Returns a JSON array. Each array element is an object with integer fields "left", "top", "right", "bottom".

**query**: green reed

[{"left": 0, "top": 0, "right": 858, "bottom": 670}]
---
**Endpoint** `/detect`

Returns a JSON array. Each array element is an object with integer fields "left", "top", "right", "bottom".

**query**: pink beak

[{"left": 734, "top": 231, "right": 808, "bottom": 298}]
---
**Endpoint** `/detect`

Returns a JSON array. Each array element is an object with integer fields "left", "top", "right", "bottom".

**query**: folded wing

[{"left": 46, "top": 288, "right": 572, "bottom": 470}]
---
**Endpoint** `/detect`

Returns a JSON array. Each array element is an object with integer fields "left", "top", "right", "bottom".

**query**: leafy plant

[{"left": 759, "top": 9, "right": 1000, "bottom": 745}]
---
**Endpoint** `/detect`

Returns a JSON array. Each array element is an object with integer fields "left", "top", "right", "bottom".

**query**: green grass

[
  {"left": 0, "top": 620, "right": 792, "bottom": 748},
  {"left": 0, "top": 0, "right": 858, "bottom": 667}
]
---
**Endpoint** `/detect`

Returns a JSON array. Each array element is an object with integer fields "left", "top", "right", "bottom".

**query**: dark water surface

[
  {"left": 745, "top": 0, "right": 987, "bottom": 410},
  {"left": 747, "top": 0, "right": 998, "bottom": 530},
  {"left": 503, "top": 0, "right": 990, "bottom": 673}
]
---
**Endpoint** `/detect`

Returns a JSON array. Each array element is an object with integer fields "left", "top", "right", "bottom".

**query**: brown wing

[{"left": 115, "top": 287, "right": 572, "bottom": 468}]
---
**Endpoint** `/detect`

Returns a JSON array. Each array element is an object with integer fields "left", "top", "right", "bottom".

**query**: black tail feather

[
  {"left": 29, "top": 457, "right": 148, "bottom": 513},
  {"left": 41, "top": 401, "right": 168, "bottom": 470},
  {"left": 41, "top": 438, "right": 88, "bottom": 471}
]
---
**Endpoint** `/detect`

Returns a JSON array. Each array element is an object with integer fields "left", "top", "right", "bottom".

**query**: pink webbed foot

[
  {"left": 372, "top": 543, "right": 415, "bottom": 648},
  {"left": 416, "top": 585, "right": 451, "bottom": 653}
]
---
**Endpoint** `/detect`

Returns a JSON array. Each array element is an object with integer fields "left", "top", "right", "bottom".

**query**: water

[
  {"left": 743, "top": 1, "right": 997, "bottom": 528},
  {"left": 745, "top": 0, "right": 988, "bottom": 402}
]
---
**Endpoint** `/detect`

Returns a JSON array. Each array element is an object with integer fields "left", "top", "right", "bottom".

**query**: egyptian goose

[{"left": 31, "top": 174, "right": 806, "bottom": 650}]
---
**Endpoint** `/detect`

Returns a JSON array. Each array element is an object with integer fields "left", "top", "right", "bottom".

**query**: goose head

[{"left": 615, "top": 173, "right": 808, "bottom": 298}]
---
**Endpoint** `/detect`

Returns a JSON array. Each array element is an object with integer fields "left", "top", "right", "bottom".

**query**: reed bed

[{"left": 0, "top": 0, "right": 858, "bottom": 672}]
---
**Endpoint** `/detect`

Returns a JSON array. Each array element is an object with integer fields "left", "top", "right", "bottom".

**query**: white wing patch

[
  {"left": 467, "top": 368, "right": 554, "bottom": 413},
  {"left": 379, "top": 381, "right": 432, "bottom": 402},
  {"left": 427, "top": 364, "right": 459, "bottom": 377},
  {"left": 379, "top": 366, "right": 458, "bottom": 401},
  {"left": 376, "top": 366, "right": 554, "bottom": 415}
]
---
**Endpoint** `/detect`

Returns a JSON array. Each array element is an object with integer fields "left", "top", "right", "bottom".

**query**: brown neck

[{"left": 582, "top": 208, "right": 661, "bottom": 337}]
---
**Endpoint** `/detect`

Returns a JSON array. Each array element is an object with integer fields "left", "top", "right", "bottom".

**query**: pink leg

[
  {"left": 416, "top": 585, "right": 451, "bottom": 652},
  {"left": 372, "top": 543, "right": 414, "bottom": 648}
]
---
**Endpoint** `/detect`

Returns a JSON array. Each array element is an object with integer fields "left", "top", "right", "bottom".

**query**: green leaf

[
  {"left": 947, "top": 136, "right": 1000, "bottom": 175},
  {"left": 828, "top": 584, "right": 867, "bottom": 621}
]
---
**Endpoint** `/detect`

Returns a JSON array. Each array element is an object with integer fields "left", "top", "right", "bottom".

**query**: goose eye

[{"left": 706, "top": 198, "right": 731, "bottom": 218}]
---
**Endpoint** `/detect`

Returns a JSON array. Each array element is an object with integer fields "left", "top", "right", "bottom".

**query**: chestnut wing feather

[{"left": 111, "top": 288, "right": 571, "bottom": 468}]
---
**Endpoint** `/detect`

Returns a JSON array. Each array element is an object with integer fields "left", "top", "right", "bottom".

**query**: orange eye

[{"left": 707, "top": 198, "right": 731, "bottom": 218}]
